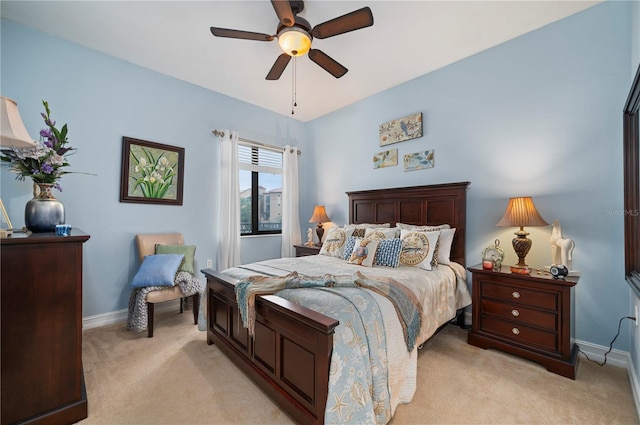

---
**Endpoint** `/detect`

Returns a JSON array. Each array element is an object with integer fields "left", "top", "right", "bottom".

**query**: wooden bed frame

[{"left": 202, "top": 181, "right": 470, "bottom": 425}]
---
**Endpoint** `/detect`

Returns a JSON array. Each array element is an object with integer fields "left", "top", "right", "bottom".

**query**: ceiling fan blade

[
  {"left": 271, "top": 0, "right": 295, "bottom": 27},
  {"left": 266, "top": 53, "right": 292, "bottom": 80},
  {"left": 308, "top": 49, "right": 348, "bottom": 78},
  {"left": 210, "top": 27, "right": 274, "bottom": 42},
  {"left": 311, "top": 7, "right": 374, "bottom": 39}
]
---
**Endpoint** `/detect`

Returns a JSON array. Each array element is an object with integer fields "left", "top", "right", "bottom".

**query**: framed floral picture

[{"left": 120, "top": 137, "right": 184, "bottom": 205}]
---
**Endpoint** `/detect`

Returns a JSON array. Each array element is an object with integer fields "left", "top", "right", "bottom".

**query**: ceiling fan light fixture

[{"left": 278, "top": 26, "right": 311, "bottom": 57}]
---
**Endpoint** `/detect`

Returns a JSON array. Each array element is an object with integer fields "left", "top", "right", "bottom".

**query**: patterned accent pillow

[
  {"left": 364, "top": 227, "right": 399, "bottom": 240},
  {"left": 319, "top": 227, "right": 355, "bottom": 258},
  {"left": 399, "top": 229, "right": 441, "bottom": 270},
  {"left": 351, "top": 228, "right": 367, "bottom": 238},
  {"left": 347, "top": 238, "right": 379, "bottom": 267},
  {"left": 374, "top": 238, "right": 403, "bottom": 267},
  {"left": 342, "top": 236, "right": 358, "bottom": 260},
  {"left": 347, "top": 223, "right": 391, "bottom": 238}
]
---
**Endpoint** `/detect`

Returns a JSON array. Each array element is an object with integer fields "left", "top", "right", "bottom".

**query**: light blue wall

[
  {"left": 1, "top": 1, "right": 634, "bottom": 351},
  {"left": 0, "top": 19, "right": 307, "bottom": 317},
  {"left": 305, "top": 1, "right": 632, "bottom": 349}
]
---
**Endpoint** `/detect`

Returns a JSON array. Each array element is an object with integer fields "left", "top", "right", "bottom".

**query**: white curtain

[
  {"left": 217, "top": 130, "right": 241, "bottom": 269},
  {"left": 281, "top": 145, "right": 301, "bottom": 257}
]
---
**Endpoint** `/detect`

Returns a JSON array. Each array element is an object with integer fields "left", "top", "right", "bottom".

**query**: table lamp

[
  {"left": 1, "top": 97, "right": 37, "bottom": 149},
  {"left": 309, "top": 205, "right": 330, "bottom": 245},
  {"left": 496, "top": 196, "right": 549, "bottom": 274},
  {"left": 0, "top": 96, "right": 37, "bottom": 237}
]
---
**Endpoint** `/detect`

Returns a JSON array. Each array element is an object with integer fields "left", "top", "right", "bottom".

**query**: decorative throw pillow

[
  {"left": 399, "top": 229, "right": 440, "bottom": 270},
  {"left": 342, "top": 236, "right": 358, "bottom": 260},
  {"left": 374, "top": 238, "right": 403, "bottom": 268},
  {"left": 319, "top": 227, "right": 354, "bottom": 258},
  {"left": 347, "top": 238, "right": 379, "bottom": 267},
  {"left": 130, "top": 254, "right": 184, "bottom": 288},
  {"left": 364, "top": 227, "right": 399, "bottom": 240},
  {"left": 155, "top": 244, "right": 196, "bottom": 274},
  {"left": 347, "top": 223, "right": 391, "bottom": 238},
  {"left": 435, "top": 228, "right": 456, "bottom": 265}
]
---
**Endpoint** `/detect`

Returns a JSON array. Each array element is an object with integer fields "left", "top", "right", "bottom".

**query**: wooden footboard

[{"left": 203, "top": 269, "right": 339, "bottom": 425}]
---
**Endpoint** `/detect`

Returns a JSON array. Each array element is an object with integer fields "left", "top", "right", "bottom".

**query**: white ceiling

[{"left": 1, "top": 0, "right": 600, "bottom": 122}]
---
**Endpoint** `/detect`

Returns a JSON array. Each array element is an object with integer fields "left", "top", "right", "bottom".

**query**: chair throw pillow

[
  {"left": 131, "top": 254, "right": 184, "bottom": 288},
  {"left": 155, "top": 244, "right": 196, "bottom": 274}
]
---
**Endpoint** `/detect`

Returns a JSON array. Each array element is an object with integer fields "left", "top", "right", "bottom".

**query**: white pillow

[
  {"left": 399, "top": 229, "right": 440, "bottom": 270},
  {"left": 319, "top": 227, "right": 355, "bottom": 258},
  {"left": 396, "top": 222, "right": 450, "bottom": 231},
  {"left": 347, "top": 238, "right": 379, "bottom": 267},
  {"left": 364, "top": 227, "right": 398, "bottom": 240},
  {"left": 435, "top": 228, "right": 456, "bottom": 265}
]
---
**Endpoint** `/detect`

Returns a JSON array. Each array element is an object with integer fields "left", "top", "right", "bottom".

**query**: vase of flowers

[
  {"left": 24, "top": 182, "right": 65, "bottom": 232},
  {"left": 1, "top": 100, "right": 78, "bottom": 232}
]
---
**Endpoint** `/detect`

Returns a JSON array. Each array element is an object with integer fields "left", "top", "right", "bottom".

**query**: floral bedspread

[{"left": 277, "top": 286, "right": 392, "bottom": 425}]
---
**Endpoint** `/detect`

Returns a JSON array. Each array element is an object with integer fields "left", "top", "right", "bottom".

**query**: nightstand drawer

[
  {"left": 481, "top": 281, "right": 557, "bottom": 310},
  {"left": 481, "top": 299, "right": 557, "bottom": 330},
  {"left": 481, "top": 315, "right": 558, "bottom": 352}
]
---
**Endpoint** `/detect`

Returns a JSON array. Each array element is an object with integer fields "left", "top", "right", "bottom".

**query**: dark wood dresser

[
  {"left": 467, "top": 264, "right": 579, "bottom": 379},
  {"left": 1, "top": 230, "right": 90, "bottom": 424}
]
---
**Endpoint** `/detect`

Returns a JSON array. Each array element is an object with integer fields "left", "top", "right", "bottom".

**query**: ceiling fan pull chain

[{"left": 291, "top": 56, "right": 297, "bottom": 115}]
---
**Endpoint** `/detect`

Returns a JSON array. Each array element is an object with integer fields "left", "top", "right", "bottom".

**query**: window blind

[{"left": 238, "top": 143, "right": 282, "bottom": 174}]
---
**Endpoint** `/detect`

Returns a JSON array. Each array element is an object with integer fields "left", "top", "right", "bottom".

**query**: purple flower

[
  {"left": 43, "top": 139, "right": 54, "bottom": 148},
  {"left": 40, "top": 163, "right": 54, "bottom": 174},
  {"left": 40, "top": 112, "right": 47, "bottom": 120},
  {"left": 54, "top": 183, "right": 63, "bottom": 192},
  {"left": 40, "top": 128, "right": 52, "bottom": 138},
  {"left": 45, "top": 119, "right": 56, "bottom": 127}
]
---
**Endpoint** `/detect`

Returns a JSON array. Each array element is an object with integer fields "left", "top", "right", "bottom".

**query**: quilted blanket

[
  {"left": 127, "top": 271, "right": 204, "bottom": 332},
  {"left": 235, "top": 271, "right": 422, "bottom": 351},
  {"left": 279, "top": 286, "right": 392, "bottom": 424}
]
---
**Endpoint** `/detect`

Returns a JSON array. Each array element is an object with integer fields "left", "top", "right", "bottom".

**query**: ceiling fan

[{"left": 210, "top": 0, "right": 374, "bottom": 81}]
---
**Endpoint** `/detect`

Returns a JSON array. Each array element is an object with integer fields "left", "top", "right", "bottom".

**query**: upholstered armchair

[{"left": 134, "top": 233, "right": 200, "bottom": 337}]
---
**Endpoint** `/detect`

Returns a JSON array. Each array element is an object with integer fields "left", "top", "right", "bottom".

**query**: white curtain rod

[{"left": 212, "top": 129, "right": 301, "bottom": 155}]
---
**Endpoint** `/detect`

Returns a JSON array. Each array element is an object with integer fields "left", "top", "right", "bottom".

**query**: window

[{"left": 238, "top": 142, "right": 283, "bottom": 235}]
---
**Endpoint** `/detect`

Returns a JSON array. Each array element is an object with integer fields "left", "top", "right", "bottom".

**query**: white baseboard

[
  {"left": 575, "top": 338, "right": 629, "bottom": 368},
  {"left": 82, "top": 299, "right": 180, "bottom": 330},
  {"left": 628, "top": 355, "right": 640, "bottom": 423}
]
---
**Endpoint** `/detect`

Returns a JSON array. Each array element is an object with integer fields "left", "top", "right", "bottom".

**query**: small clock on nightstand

[{"left": 294, "top": 244, "right": 321, "bottom": 257}]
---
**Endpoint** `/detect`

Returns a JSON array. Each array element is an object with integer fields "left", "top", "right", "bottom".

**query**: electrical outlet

[
  {"left": 206, "top": 259, "right": 212, "bottom": 268},
  {"left": 636, "top": 306, "right": 639, "bottom": 327}
]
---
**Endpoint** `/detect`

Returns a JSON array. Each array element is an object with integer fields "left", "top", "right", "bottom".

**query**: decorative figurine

[
  {"left": 550, "top": 220, "right": 575, "bottom": 271},
  {"left": 305, "top": 228, "right": 315, "bottom": 246}
]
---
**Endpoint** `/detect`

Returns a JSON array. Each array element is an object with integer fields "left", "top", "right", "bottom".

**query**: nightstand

[
  {"left": 294, "top": 244, "right": 321, "bottom": 257},
  {"left": 467, "top": 264, "right": 579, "bottom": 379}
]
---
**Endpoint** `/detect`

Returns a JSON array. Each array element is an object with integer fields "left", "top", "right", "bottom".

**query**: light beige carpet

[{"left": 81, "top": 311, "right": 639, "bottom": 424}]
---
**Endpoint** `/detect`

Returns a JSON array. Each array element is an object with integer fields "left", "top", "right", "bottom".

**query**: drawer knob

[
  {"left": 512, "top": 291, "right": 521, "bottom": 299},
  {"left": 511, "top": 309, "right": 520, "bottom": 317},
  {"left": 512, "top": 327, "right": 520, "bottom": 335}
]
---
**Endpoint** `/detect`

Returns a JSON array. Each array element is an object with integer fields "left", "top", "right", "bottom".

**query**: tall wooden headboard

[{"left": 347, "top": 181, "right": 470, "bottom": 266}]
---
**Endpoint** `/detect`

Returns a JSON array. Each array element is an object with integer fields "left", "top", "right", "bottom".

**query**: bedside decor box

[{"left": 1, "top": 230, "right": 90, "bottom": 424}]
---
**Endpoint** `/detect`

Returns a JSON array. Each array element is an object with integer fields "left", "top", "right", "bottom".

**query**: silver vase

[{"left": 25, "top": 183, "right": 65, "bottom": 233}]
